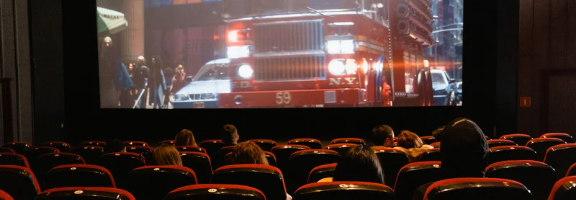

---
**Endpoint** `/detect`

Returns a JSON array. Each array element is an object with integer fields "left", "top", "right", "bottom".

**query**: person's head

[
  {"left": 137, "top": 56, "right": 146, "bottom": 65},
  {"left": 333, "top": 145, "right": 385, "bottom": 184},
  {"left": 104, "top": 36, "right": 112, "bottom": 47},
  {"left": 396, "top": 130, "right": 424, "bottom": 149},
  {"left": 104, "top": 139, "right": 126, "bottom": 154},
  {"left": 230, "top": 141, "right": 268, "bottom": 165},
  {"left": 221, "top": 124, "right": 239, "bottom": 145},
  {"left": 153, "top": 144, "right": 183, "bottom": 166},
  {"left": 372, "top": 125, "right": 394, "bottom": 147},
  {"left": 432, "top": 126, "right": 445, "bottom": 142},
  {"left": 128, "top": 63, "right": 135, "bottom": 72},
  {"left": 440, "top": 118, "right": 489, "bottom": 178},
  {"left": 174, "top": 129, "right": 197, "bottom": 147},
  {"left": 176, "top": 65, "right": 184, "bottom": 73}
]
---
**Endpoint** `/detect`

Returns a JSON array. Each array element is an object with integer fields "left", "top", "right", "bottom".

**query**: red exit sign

[{"left": 520, "top": 97, "right": 531, "bottom": 107}]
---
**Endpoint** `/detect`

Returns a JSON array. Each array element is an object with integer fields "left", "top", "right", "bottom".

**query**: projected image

[{"left": 97, "top": 0, "right": 463, "bottom": 109}]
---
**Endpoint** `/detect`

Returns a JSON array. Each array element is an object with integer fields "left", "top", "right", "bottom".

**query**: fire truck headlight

[
  {"left": 238, "top": 64, "right": 254, "bottom": 79},
  {"left": 329, "top": 60, "right": 346, "bottom": 75},
  {"left": 327, "top": 40, "right": 355, "bottom": 54},
  {"left": 227, "top": 46, "right": 250, "bottom": 58},
  {"left": 227, "top": 30, "right": 239, "bottom": 42},
  {"left": 340, "top": 40, "right": 355, "bottom": 54}
]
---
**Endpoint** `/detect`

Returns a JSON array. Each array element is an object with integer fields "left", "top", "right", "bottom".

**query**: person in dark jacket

[
  {"left": 148, "top": 56, "right": 166, "bottom": 109},
  {"left": 132, "top": 56, "right": 149, "bottom": 109}
]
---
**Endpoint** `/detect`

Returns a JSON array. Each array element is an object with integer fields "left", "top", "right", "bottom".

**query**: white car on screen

[{"left": 172, "top": 59, "right": 231, "bottom": 108}]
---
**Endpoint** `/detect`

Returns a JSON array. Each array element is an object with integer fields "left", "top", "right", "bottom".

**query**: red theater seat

[
  {"left": 72, "top": 146, "right": 104, "bottom": 164},
  {"left": 271, "top": 145, "right": 310, "bottom": 173},
  {"left": 0, "top": 148, "right": 14, "bottom": 153},
  {"left": 126, "top": 146, "right": 154, "bottom": 154},
  {"left": 175, "top": 146, "right": 206, "bottom": 153},
  {"left": 430, "top": 142, "right": 441, "bottom": 148},
  {"left": 211, "top": 146, "right": 235, "bottom": 170},
  {"left": 0, "top": 190, "right": 13, "bottom": 200},
  {"left": 0, "top": 153, "right": 30, "bottom": 168},
  {"left": 35, "top": 187, "right": 135, "bottom": 200},
  {"left": 23, "top": 146, "right": 60, "bottom": 165},
  {"left": 124, "top": 141, "right": 149, "bottom": 147},
  {"left": 542, "top": 133, "right": 574, "bottom": 143},
  {"left": 308, "top": 163, "right": 337, "bottom": 183},
  {"left": 487, "top": 139, "right": 517, "bottom": 148},
  {"left": 424, "top": 178, "right": 532, "bottom": 200},
  {"left": 372, "top": 147, "right": 409, "bottom": 188},
  {"left": 264, "top": 151, "right": 277, "bottom": 166},
  {"left": 288, "top": 138, "right": 322, "bottom": 149},
  {"left": 126, "top": 166, "right": 197, "bottom": 200},
  {"left": 161, "top": 140, "right": 175, "bottom": 145},
  {"left": 330, "top": 138, "right": 366, "bottom": 145},
  {"left": 420, "top": 136, "right": 436, "bottom": 145},
  {"left": 212, "top": 164, "right": 287, "bottom": 200},
  {"left": 287, "top": 149, "right": 340, "bottom": 194},
  {"left": 485, "top": 160, "right": 556, "bottom": 200},
  {"left": 165, "top": 184, "right": 266, "bottom": 200},
  {"left": 488, "top": 146, "right": 537, "bottom": 164},
  {"left": 1, "top": 142, "right": 31, "bottom": 154},
  {"left": 97, "top": 152, "right": 145, "bottom": 189},
  {"left": 33, "top": 153, "right": 85, "bottom": 188},
  {"left": 78, "top": 141, "right": 106, "bottom": 147},
  {"left": 324, "top": 143, "right": 357, "bottom": 156},
  {"left": 248, "top": 139, "right": 277, "bottom": 152},
  {"left": 419, "top": 148, "right": 441, "bottom": 161},
  {"left": 45, "top": 164, "right": 115, "bottom": 189},
  {"left": 0, "top": 165, "right": 40, "bottom": 200},
  {"left": 567, "top": 163, "right": 576, "bottom": 177},
  {"left": 200, "top": 140, "right": 225, "bottom": 154},
  {"left": 294, "top": 181, "right": 395, "bottom": 200},
  {"left": 527, "top": 138, "right": 566, "bottom": 161},
  {"left": 548, "top": 176, "right": 576, "bottom": 200},
  {"left": 179, "top": 152, "right": 213, "bottom": 184},
  {"left": 544, "top": 144, "right": 576, "bottom": 177},
  {"left": 394, "top": 161, "right": 441, "bottom": 200},
  {"left": 500, "top": 134, "right": 533, "bottom": 146},
  {"left": 42, "top": 141, "right": 72, "bottom": 152}
]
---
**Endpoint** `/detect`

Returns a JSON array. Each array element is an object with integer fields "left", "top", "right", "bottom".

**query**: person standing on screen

[
  {"left": 133, "top": 56, "right": 149, "bottom": 109},
  {"left": 114, "top": 60, "right": 135, "bottom": 108},
  {"left": 149, "top": 56, "right": 167, "bottom": 109},
  {"left": 163, "top": 67, "right": 174, "bottom": 108},
  {"left": 171, "top": 64, "right": 186, "bottom": 95}
]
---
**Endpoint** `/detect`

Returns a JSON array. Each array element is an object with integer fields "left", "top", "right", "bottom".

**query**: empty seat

[
  {"left": 212, "top": 164, "right": 287, "bottom": 200},
  {"left": 485, "top": 160, "right": 556, "bottom": 200},
  {"left": 324, "top": 143, "right": 357, "bottom": 156},
  {"left": 308, "top": 163, "right": 337, "bottom": 183},
  {"left": 394, "top": 161, "right": 441, "bottom": 200},
  {"left": 294, "top": 181, "right": 395, "bottom": 200},
  {"left": 287, "top": 149, "right": 340, "bottom": 194},
  {"left": 488, "top": 146, "right": 537, "bottom": 164},
  {"left": 97, "top": 152, "right": 146, "bottom": 189},
  {"left": 165, "top": 184, "right": 266, "bottom": 200},
  {"left": 420, "top": 136, "right": 436, "bottom": 145},
  {"left": 544, "top": 144, "right": 576, "bottom": 177},
  {"left": 372, "top": 147, "right": 409, "bottom": 188},
  {"left": 175, "top": 146, "right": 206, "bottom": 153},
  {"left": 527, "top": 138, "right": 566, "bottom": 161},
  {"left": 71, "top": 146, "right": 104, "bottom": 164},
  {"left": 43, "top": 141, "right": 71, "bottom": 152},
  {"left": 32, "top": 153, "right": 85, "bottom": 186},
  {"left": 78, "top": 141, "right": 106, "bottom": 147},
  {"left": 430, "top": 142, "right": 441, "bottom": 148},
  {"left": 0, "top": 148, "right": 14, "bottom": 153},
  {"left": 180, "top": 151, "right": 213, "bottom": 184},
  {"left": 423, "top": 178, "right": 532, "bottom": 200},
  {"left": 35, "top": 187, "right": 135, "bottom": 200},
  {"left": 419, "top": 148, "right": 441, "bottom": 161},
  {"left": 126, "top": 146, "right": 154, "bottom": 154},
  {"left": 0, "top": 153, "right": 30, "bottom": 168},
  {"left": 271, "top": 145, "right": 310, "bottom": 172},
  {"left": 542, "top": 133, "right": 574, "bottom": 143},
  {"left": 500, "top": 134, "right": 532, "bottom": 146},
  {"left": 548, "top": 176, "right": 576, "bottom": 200},
  {"left": 23, "top": 147, "right": 60, "bottom": 165},
  {"left": 487, "top": 139, "right": 517, "bottom": 148},
  {"left": 126, "top": 166, "right": 197, "bottom": 200},
  {"left": 0, "top": 165, "right": 40, "bottom": 200},
  {"left": 161, "top": 140, "right": 175, "bottom": 145},
  {"left": 248, "top": 139, "right": 277, "bottom": 151},
  {"left": 264, "top": 151, "right": 277, "bottom": 166},
  {"left": 1, "top": 142, "right": 31, "bottom": 154},
  {"left": 0, "top": 190, "right": 13, "bottom": 200},
  {"left": 330, "top": 138, "right": 366, "bottom": 145},
  {"left": 288, "top": 138, "right": 322, "bottom": 149},
  {"left": 124, "top": 141, "right": 149, "bottom": 147},
  {"left": 199, "top": 140, "right": 225, "bottom": 154},
  {"left": 45, "top": 164, "right": 115, "bottom": 189},
  {"left": 567, "top": 163, "right": 576, "bottom": 176}
]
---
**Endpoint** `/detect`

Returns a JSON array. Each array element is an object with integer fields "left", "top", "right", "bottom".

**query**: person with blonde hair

[
  {"left": 230, "top": 141, "right": 268, "bottom": 165},
  {"left": 394, "top": 130, "right": 434, "bottom": 162},
  {"left": 174, "top": 129, "right": 198, "bottom": 147},
  {"left": 153, "top": 144, "right": 183, "bottom": 166}
]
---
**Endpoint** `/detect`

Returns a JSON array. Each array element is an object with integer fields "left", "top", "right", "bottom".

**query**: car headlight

[
  {"left": 238, "top": 64, "right": 253, "bottom": 79},
  {"left": 329, "top": 59, "right": 357, "bottom": 75},
  {"left": 227, "top": 46, "right": 250, "bottom": 58},
  {"left": 175, "top": 94, "right": 189, "bottom": 101},
  {"left": 327, "top": 40, "right": 355, "bottom": 54}
]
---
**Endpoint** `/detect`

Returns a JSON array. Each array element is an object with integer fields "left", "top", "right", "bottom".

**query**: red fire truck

[{"left": 218, "top": 0, "right": 433, "bottom": 108}]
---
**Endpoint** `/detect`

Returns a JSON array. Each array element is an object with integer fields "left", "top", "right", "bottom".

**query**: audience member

[
  {"left": 152, "top": 144, "right": 183, "bottom": 166},
  {"left": 230, "top": 141, "right": 269, "bottom": 165},
  {"left": 394, "top": 130, "right": 434, "bottom": 162},
  {"left": 104, "top": 139, "right": 126, "bottom": 154},
  {"left": 174, "top": 129, "right": 198, "bottom": 147},
  {"left": 431, "top": 126, "right": 445, "bottom": 142},
  {"left": 320, "top": 145, "right": 385, "bottom": 184},
  {"left": 372, "top": 125, "right": 395, "bottom": 147},
  {"left": 221, "top": 124, "right": 240, "bottom": 146}
]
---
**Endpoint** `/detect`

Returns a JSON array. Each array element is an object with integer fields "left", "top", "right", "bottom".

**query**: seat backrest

[
  {"left": 126, "top": 146, "right": 154, "bottom": 154},
  {"left": 271, "top": 145, "right": 310, "bottom": 172},
  {"left": 324, "top": 143, "right": 357, "bottom": 156},
  {"left": 126, "top": 165, "right": 197, "bottom": 200},
  {"left": 424, "top": 178, "right": 532, "bottom": 200},
  {"left": 161, "top": 140, "right": 175, "bottom": 145},
  {"left": 566, "top": 163, "right": 576, "bottom": 177},
  {"left": 500, "top": 134, "right": 533, "bottom": 146},
  {"left": 97, "top": 152, "right": 146, "bottom": 189},
  {"left": 124, "top": 141, "right": 149, "bottom": 147},
  {"left": 394, "top": 161, "right": 441, "bottom": 200},
  {"left": 0, "top": 190, "right": 13, "bottom": 200},
  {"left": 210, "top": 146, "right": 235, "bottom": 170},
  {"left": 419, "top": 148, "right": 441, "bottom": 161},
  {"left": 287, "top": 138, "right": 322, "bottom": 149},
  {"left": 430, "top": 142, "right": 441, "bottom": 148},
  {"left": 264, "top": 151, "right": 277, "bottom": 166},
  {"left": 287, "top": 149, "right": 340, "bottom": 194},
  {"left": 165, "top": 184, "right": 266, "bottom": 200},
  {"left": 0, "top": 153, "right": 30, "bottom": 168},
  {"left": 45, "top": 164, "right": 115, "bottom": 189},
  {"left": 294, "top": 181, "right": 395, "bottom": 200},
  {"left": 330, "top": 138, "right": 366, "bottom": 145},
  {"left": 179, "top": 151, "right": 213, "bottom": 184},
  {"left": 487, "top": 139, "right": 517, "bottom": 148},
  {"left": 78, "top": 141, "right": 106, "bottom": 147},
  {"left": 1, "top": 142, "right": 31, "bottom": 154},
  {"left": 71, "top": 146, "right": 104, "bottom": 164},
  {"left": 0, "top": 165, "right": 40, "bottom": 200},
  {"left": 548, "top": 176, "right": 576, "bottom": 200},
  {"left": 23, "top": 147, "right": 60, "bottom": 165},
  {"left": 544, "top": 144, "right": 576, "bottom": 177},
  {"left": 527, "top": 138, "right": 566, "bottom": 161},
  {"left": 212, "top": 164, "right": 286, "bottom": 200},
  {"left": 487, "top": 146, "right": 537, "bottom": 165},
  {"left": 542, "top": 133, "right": 574, "bottom": 143},
  {"left": 175, "top": 146, "right": 206, "bottom": 153},
  {"left": 199, "top": 140, "right": 225, "bottom": 154},
  {"left": 420, "top": 136, "right": 437, "bottom": 145},
  {"left": 485, "top": 160, "right": 557, "bottom": 200},
  {"left": 43, "top": 141, "right": 72, "bottom": 152},
  {"left": 248, "top": 139, "right": 277, "bottom": 152},
  {"left": 0, "top": 148, "right": 14, "bottom": 154},
  {"left": 308, "top": 163, "right": 337, "bottom": 183},
  {"left": 372, "top": 147, "right": 409, "bottom": 188},
  {"left": 33, "top": 153, "right": 85, "bottom": 188},
  {"left": 35, "top": 187, "right": 135, "bottom": 200}
]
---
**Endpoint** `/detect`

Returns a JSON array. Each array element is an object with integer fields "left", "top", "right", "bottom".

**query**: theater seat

[
  {"left": 175, "top": 146, "right": 206, "bottom": 153},
  {"left": 526, "top": 138, "right": 566, "bottom": 161},
  {"left": 567, "top": 163, "right": 576, "bottom": 177},
  {"left": 78, "top": 141, "right": 106, "bottom": 147},
  {"left": 180, "top": 152, "right": 213, "bottom": 184},
  {"left": 72, "top": 146, "right": 104, "bottom": 164},
  {"left": 0, "top": 153, "right": 30, "bottom": 168},
  {"left": 271, "top": 145, "right": 310, "bottom": 173},
  {"left": 97, "top": 152, "right": 145, "bottom": 189},
  {"left": 0, "top": 148, "right": 14, "bottom": 154},
  {"left": 294, "top": 181, "right": 395, "bottom": 200},
  {"left": 424, "top": 178, "right": 532, "bottom": 200},
  {"left": 43, "top": 141, "right": 72, "bottom": 152},
  {"left": 161, "top": 140, "right": 175, "bottom": 145},
  {"left": 33, "top": 153, "right": 85, "bottom": 188},
  {"left": 324, "top": 143, "right": 357, "bottom": 156},
  {"left": 420, "top": 136, "right": 436, "bottom": 145},
  {"left": 500, "top": 134, "right": 532, "bottom": 146},
  {"left": 548, "top": 176, "right": 576, "bottom": 200},
  {"left": 211, "top": 146, "right": 235, "bottom": 170},
  {"left": 430, "top": 142, "right": 441, "bottom": 148},
  {"left": 126, "top": 166, "right": 197, "bottom": 200},
  {"left": 287, "top": 149, "right": 340, "bottom": 194},
  {"left": 35, "top": 187, "right": 135, "bottom": 200},
  {"left": 394, "top": 161, "right": 441, "bottom": 200},
  {"left": 308, "top": 163, "right": 337, "bottom": 183},
  {"left": 487, "top": 139, "right": 517, "bottom": 148},
  {"left": 126, "top": 146, "right": 154, "bottom": 154},
  {"left": 264, "top": 151, "right": 277, "bottom": 166},
  {"left": 485, "top": 160, "right": 557, "bottom": 200},
  {"left": 45, "top": 164, "right": 115, "bottom": 189},
  {"left": 0, "top": 190, "right": 13, "bottom": 200},
  {"left": 212, "top": 164, "right": 287, "bottom": 200},
  {"left": 372, "top": 147, "right": 409, "bottom": 188},
  {"left": 288, "top": 138, "right": 322, "bottom": 149},
  {"left": 541, "top": 133, "right": 574, "bottom": 143},
  {"left": 1, "top": 142, "right": 31, "bottom": 154},
  {"left": 23, "top": 147, "right": 60, "bottom": 165},
  {"left": 419, "top": 148, "right": 441, "bottom": 161},
  {"left": 124, "top": 141, "right": 149, "bottom": 147},
  {"left": 165, "top": 184, "right": 266, "bottom": 200},
  {"left": 330, "top": 138, "right": 366, "bottom": 145},
  {"left": 488, "top": 146, "right": 537, "bottom": 164},
  {"left": 544, "top": 144, "right": 576, "bottom": 177},
  {"left": 248, "top": 139, "right": 277, "bottom": 152},
  {"left": 199, "top": 140, "right": 225, "bottom": 155},
  {"left": 0, "top": 165, "right": 40, "bottom": 200}
]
